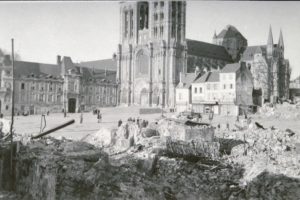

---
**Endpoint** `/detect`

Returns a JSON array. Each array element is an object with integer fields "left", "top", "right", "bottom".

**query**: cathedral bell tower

[{"left": 117, "top": 1, "right": 187, "bottom": 108}]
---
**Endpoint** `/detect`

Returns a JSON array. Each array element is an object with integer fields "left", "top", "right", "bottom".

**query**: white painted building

[
  {"left": 191, "top": 62, "right": 253, "bottom": 116},
  {"left": 175, "top": 72, "right": 199, "bottom": 113}
]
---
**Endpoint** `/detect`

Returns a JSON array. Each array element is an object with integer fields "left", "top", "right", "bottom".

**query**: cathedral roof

[
  {"left": 78, "top": 59, "right": 117, "bottom": 71},
  {"left": 216, "top": 25, "right": 246, "bottom": 40},
  {"left": 186, "top": 39, "right": 232, "bottom": 62},
  {"left": 14, "top": 61, "right": 62, "bottom": 79},
  {"left": 240, "top": 45, "right": 266, "bottom": 61}
]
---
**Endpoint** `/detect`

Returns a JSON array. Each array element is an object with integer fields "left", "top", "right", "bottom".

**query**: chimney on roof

[
  {"left": 241, "top": 61, "right": 246, "bottom": 70},
  {"left": 57, "top": 55, "right": 61, "bottom": 66},
  {"left": 195, "top": 66, "right": 200, "bottom": 76},
  {"left": 217, "top": 66, "right": 221, "bottom": 71}
]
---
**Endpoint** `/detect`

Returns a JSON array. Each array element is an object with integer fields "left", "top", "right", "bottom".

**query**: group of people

[{"left": 117, "top": 117, "right": 149, "bottom": 128}]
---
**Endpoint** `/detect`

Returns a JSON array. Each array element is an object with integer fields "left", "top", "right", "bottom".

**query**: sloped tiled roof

[
  {"left": 194, "top": 71, "right": 219, "bottom": 83},
  {"left": 194, "top": 72, "right": 210, "bottom": 83},
  {"left": 74, "top": 66, "right": 116, "bottom": 83},
  {"left": 186, "top": 39, "right": 232, "bottom": 62},
  {"left": 14, "top": 61, "right": 61, "bottom": 78},
  {"left": 177, "top": 73, "right": 199, "bottom": 88},
  {"left": 78, "top": 59, "right": 117, "bottom": 71},
  {"left": 221, "top": 63, "right": 240, "bottom": 73},
  {"left": 206, "top": 71, "right": 220, "bottom": 82},
  {"left": 241, "top": 45, "right": 266, "bottom": 61},
  {"left": 216, "top": 25, "right": 246, "bottom": 40}
]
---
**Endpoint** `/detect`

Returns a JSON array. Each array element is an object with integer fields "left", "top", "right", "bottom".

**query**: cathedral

[
  {"left": 116, "top": 1, "right": 187, "bottom": 108},
  {"left": 116, "top": 1, "right": 290, "bottom": 108},
  {"left": 116, "top": 1, "right": 234, "bottom": 108}
]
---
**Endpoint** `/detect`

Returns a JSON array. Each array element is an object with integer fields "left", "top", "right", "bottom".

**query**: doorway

[
  {"left": 29, "top": 105, "right": 34, "bottom": 115},
  {"left": 68, "top": 98, "right": 76, "bottom": 113}
]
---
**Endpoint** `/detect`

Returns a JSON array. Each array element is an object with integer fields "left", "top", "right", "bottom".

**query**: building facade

[
  {"left": 175, "top": 70, "right": 200, "bottom": 113},
  {"left": 0, "top": 54, "right": 117, "bottom": 116},
  {"left": 117, "top": 1, "right": 187, "bottom": 108},
  {"left": 289, "top": 76, "right": 300, "bottom": 103},
  {"left": 191, "top": 62, "right": 253, "bottom": 116}
]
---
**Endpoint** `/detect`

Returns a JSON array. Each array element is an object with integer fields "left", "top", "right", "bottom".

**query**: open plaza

[{"left": 9, "top": 104, "right": 300, "bottom": 141}]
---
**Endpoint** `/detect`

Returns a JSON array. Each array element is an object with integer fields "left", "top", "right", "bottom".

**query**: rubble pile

[
  {"left": 223, "top": 126, "right": 300, "bottom": 182},
  {"left": 259, "top": 103, "right": 300, "bottom": 120},
  {"left": 0, "top": 137, "right": 245, "bottom": 200},
  {"left": 1, "top": 118, "right": 300, "bottom": 199},
  {"left": 245, "top": 171, "right": 300, "bottom": 199},
  {"left": 81, "top": 127, "right": 113, "bottom": 148}
]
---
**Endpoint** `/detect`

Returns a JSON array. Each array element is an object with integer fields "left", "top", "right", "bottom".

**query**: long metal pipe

[{"left": 31, "top": 119, "right": 75, "bottom": 139}]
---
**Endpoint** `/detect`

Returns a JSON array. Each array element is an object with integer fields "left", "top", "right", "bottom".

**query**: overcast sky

[{"left": 0, "top": 1, "right": 300, "bottom": 79}]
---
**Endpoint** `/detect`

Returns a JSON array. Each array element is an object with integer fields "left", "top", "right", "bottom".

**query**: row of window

[
  {"left": 194, "top": 83, "right": 234, "bottom": 94},
  {"left": 153, "top": 26, "right": 164, "bottom": 38},
  {"left": 124, "top": 10, "right": 134, "bottom": 38},
  {"left": 222, "top": 74, "right": 234, "bottom": 80},
  {"left": 154, "top": 1, "right": 164, "bottom": 8},
  {"left": 21, "top": 82, "right": 62, "bottom": 92},
  {"left": 81, "top": 95, "right": 115, "bottom": 104},
  {"left": 19, "top": 93, "right": 62, "bottom": 104},
  {"left": 154, "top": 12, "right": 164, "bottom": 21}
]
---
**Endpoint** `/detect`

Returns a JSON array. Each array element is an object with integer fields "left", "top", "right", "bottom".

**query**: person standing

[
  {"left": 98, "top": 112, "right": 102, "bottom": 123},
  {"left": 80, "top": 112, "right": 83, "bottom": 124},
  {"left": 118, "top": 119, "right": 122, "bottom": 127}
]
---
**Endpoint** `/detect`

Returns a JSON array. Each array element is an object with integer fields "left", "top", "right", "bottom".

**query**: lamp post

[{"left": 9, "top": 38, "right": 15, "bottom": 189}]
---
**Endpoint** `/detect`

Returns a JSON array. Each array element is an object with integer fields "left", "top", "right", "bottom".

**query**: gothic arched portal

[
  {"left": 140, "top": 88, "right": 148, "bottom": 106},
  {"left": 136, "top": 49, "right": 149, "bottom": 77}
]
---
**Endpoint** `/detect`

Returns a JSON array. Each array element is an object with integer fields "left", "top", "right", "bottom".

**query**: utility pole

[{"left": 10, "top": 38, "right": 15, "bottom": 190}]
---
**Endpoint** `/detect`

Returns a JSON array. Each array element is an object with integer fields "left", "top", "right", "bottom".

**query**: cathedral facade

[
  {"left": 116, "top": 1, "right": 236, "bottom": 108},
  {"left": 116, "top": 1, "right": 187, "bottom": 108}
]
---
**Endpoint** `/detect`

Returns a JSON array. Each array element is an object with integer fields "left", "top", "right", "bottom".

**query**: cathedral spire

[
  {"left": 267, "top": 25, "right": 273, "bottom": 46},
  {"left": 278, "top": 29, "right": 284, "bottom": 50},
  {"left": 267, "top": 25, "right": 274, "bottom": 58},
  {"left": 213, "top": 30, "right": 217, "bottom": 44}
]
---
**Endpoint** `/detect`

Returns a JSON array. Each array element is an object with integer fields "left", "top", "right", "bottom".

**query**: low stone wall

[
  {"left": 166, "top": 137, "right": 220, "bottom": 160},
  {"left": 158, "top": 119, "right": 214, "bottom": 142},
  {"left": 139, "top": 108, "right": 162, "bottom": 114}
]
